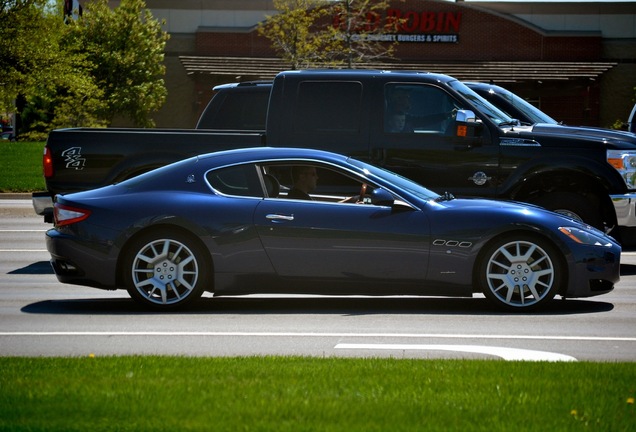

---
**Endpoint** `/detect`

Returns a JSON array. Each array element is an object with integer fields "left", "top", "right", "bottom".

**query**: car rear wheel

[
  {"left": 478, "top": 235, "right": 563, "bottom": 311},
  {"left": 123, "top": 230, "right": 210, "bottom": 310}
]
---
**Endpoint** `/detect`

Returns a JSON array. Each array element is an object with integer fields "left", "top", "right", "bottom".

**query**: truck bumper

[
  {"left": 32, "top": 191, "right": 53, "bottom": 222},
  {"left": 611, "top": 193, "right": 636, "bottom": 227}
]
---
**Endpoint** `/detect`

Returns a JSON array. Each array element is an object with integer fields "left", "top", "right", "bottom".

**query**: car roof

[
  {"left": 464, "top": 81, "right": 508, "bottom": 93},
  {"left": 196, "top": 146, "right": 351, "bottom": 166},
  {"left": 277, "top": 69, "right": 456, "bottom": 84}
]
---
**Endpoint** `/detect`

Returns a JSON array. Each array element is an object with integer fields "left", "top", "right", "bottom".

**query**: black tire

[
  {"left": 123, "top": 230, "right": 210, "bottom": 310},
  {"left": 477, "top": 235, "right": 563, "bottom": 311},
  {"left": 533, "top": 192, "right": 602, "bottom": 229}
]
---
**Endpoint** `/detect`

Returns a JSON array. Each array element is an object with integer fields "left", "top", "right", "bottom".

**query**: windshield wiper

[
  {"left": 435, "top": 191, "right": 455, "bottom": 202},
  {"left": 498, "top": 119, "right": 521, "bottom": 128}
]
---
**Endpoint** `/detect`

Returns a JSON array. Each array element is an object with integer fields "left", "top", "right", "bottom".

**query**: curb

[{"left": 0, "top": 193, "right": 31, "bottom": 199}]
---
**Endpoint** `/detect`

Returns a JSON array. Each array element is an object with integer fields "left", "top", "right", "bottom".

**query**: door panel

[
  {"left": 375, "top": 83, "right": 500, "bottom": 198},
  {"left": 254, "top": 200, "right": 430, "bottom": 288}
]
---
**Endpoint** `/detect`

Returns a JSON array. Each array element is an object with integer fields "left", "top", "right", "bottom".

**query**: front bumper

[
  {"left": 565, "top": 241, "right": 621, "bottom": 298},
  {"left": 611, "top": 192, "right": 636, "bottom": 228}
]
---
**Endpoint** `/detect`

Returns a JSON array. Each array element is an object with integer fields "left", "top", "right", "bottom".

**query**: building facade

[{"left": 124, "top": 0, "right": 636, "bottom": 129}]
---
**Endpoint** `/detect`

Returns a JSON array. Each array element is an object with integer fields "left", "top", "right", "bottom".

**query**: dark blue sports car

[{"left": 46, "top": 147, "right": 621, "bottom": 311}]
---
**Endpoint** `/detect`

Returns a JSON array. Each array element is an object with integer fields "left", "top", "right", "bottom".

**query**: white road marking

[
  {"left": 334, "top": 343, "right": 577, "bottom": 362},
  {"left": 0, "top": 250, "right": 48, "bottom": 252},
  {"left": 0, "top": 332, "right": 634, "bottom": 342},
  {"left": 0, "top": 230, "right": 47, "bottom": 232},
  {"left": 0, "top": 331, "right": 589, "bottom": 361}
]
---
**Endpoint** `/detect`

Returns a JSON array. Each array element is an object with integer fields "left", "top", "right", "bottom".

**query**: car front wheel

[
  {"left": 478, "top": 235, "right": 563, "bottom": 311},
  {"left": 123, "top": 230, "right": 210, "bottom": 310}
]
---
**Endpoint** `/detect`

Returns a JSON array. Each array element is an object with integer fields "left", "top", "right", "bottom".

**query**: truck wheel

[
  {"left": 477, "top": 235, "right": 563, "bottom": 311},
  {"left": 123, "top": 230, "right": 210, "bottom": 310},
  {"left": 533, "top": 192, "right": 602, "bottom": 229}
]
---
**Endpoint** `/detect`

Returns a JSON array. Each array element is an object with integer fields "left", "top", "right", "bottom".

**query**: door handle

[{"left": 266, "top": 213, "right": 294, "bottom": 221}]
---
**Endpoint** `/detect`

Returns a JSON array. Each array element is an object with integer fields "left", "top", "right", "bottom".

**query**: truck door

[{"left": 372, "top": 83, "right": 500, "bottom": 198}]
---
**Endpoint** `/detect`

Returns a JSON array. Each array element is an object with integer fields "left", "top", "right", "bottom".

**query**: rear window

[
  {"left": 206, "top": 164, "right": 263, "bottom": 197},
  {"left": 198, "top": 89, "right": 269, "bottom": 130}
]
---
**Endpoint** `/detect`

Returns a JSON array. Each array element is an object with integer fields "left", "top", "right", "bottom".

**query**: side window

[
  {"left": 263, "top": 163, "right": 366, "bottom": 202},
  {"left": 385, "top": 84, "right": 459, "bottom": 134},
  {"left": 199, "top": 89, "right": 269, "bottom": 130},
  {"left": 293, "top": 81, "right": 362, "bottom": 133},
  {"left": 206, "top": 164, "right": 263, "bottom": 197}
]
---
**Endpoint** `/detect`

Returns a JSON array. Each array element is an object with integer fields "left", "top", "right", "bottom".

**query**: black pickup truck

[{"left": 34, "top": 69, "right": 636, "bottom": 242}]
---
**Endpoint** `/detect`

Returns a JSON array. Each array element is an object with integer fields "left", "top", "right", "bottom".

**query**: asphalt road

[{"left": 1, "top": 198, "right": 635, "bottom": 361}]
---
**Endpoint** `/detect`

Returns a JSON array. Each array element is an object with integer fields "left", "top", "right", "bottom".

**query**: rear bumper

[
  {"left": 32, "top": 191, "right": 53, "bottom": 222},
  {"left": 46, "top": 228, "right": 119, "bottom": 289}
]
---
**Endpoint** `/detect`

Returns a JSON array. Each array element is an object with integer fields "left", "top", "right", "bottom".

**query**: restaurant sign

[{"left": 333, "top": 9, "right": 462, "bottom": 43}]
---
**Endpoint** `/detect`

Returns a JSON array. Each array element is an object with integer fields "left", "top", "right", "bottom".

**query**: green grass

[
  {"left": 1, "top": 356, "right": 635, "bottom": 431},
  {"left": 0, "top": 141, "right": 46, "bottom": 192}
]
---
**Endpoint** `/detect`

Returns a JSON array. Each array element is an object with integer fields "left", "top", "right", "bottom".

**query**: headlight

[
  {"left": 558, "top": 227, "right": 613, "bottom": 247},
  {"left": 607, "top": 150, "right": 636, "bottom": 189}
]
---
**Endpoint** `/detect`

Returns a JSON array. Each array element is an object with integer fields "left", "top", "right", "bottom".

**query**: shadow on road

[
  {"left": 21, "top": 295, "right": 614, "bottom": 317},
  {"left": 8, "top": 261, "right": 53, "bottom": 275},
  {"left": 620, "top": 263, "right": 636, "bottom": 276}
]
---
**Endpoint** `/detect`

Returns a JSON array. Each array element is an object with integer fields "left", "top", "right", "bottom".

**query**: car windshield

[
  {"left": 448, "top": 80, "right": 516, "bottom": 127},
  {"left": 347, "top": 157, "right": 440, "bottom": 202},
  {"left": 501, "top": 89, "right": 558, "bottom": 125}
]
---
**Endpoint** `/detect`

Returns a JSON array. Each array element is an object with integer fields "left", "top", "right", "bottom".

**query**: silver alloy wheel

[
  {"left": 131, "top": 238, "right": 199, "bottom": 305},
  {"left": 484, "top": 240, "right": 555, "bottom": 308}
]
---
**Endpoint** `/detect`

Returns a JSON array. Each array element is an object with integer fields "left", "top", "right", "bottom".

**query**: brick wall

[{"left": 193, "top": 0, "right": 602, "bottom": 62}]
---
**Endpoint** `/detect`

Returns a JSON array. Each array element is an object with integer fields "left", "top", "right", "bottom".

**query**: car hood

[
  {"left": 430, "top": 197, "right": 597, "bottom": 232},
  {"left": 531, "top": 123, "right": 636, "bottom": 145}
]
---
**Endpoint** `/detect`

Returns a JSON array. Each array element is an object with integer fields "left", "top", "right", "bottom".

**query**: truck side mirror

[{"left": 454, "top": 109, "right": 480, "bottom": 138}]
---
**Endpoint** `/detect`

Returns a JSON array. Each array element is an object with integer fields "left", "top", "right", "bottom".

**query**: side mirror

[
  {"left": 454, "top": 109, "right": 480, "bottom": 138},
  {"left": 455, "top": 109, "right": 475, "bottom": 123},
  {"left": 370, "top": 188, "right": 395, "bottom": 206}
]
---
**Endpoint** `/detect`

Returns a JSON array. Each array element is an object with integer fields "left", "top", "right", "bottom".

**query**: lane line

[
  {"left": 0, "top": 332, "right": 634, "bottom": 341},
  {"left": 0, "top": 230, "right": 47, "bottom": 232},
  {"left": 334, "top": 343, "right": 578, "bottom": 362},
  {"left": 0, "top": 250, "right": 48, "bottom": 252}
]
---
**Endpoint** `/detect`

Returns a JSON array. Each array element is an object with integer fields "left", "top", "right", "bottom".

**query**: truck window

[
  {"left": 385, "top": 83, "right": 459, "bottom": 134},
  {"left": 293, "top": 81, "right": 362, "bottom": 134},
  {"left": 199, "top": 90, "right": 269, "bottom": 130}
]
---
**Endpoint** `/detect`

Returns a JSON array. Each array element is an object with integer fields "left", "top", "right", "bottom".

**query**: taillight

[
  {"left": 54, "top": 203, "right": 91, "bottom": 226},
  {"left": 43, "top": 146, "right": 53, "bottom": 178}
]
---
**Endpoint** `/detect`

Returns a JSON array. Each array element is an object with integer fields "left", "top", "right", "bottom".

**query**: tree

[
  {"left": 257, "top": 0, "right": 339, "bottom": 70},
  {"left": 330, "top": 0, "right": 402, "bottom": 68},
  {"left": 257, "top": 0, "right": 402, "bottom": 70},
  {"left": 0, "top": 0, "right": 106, "bottom": 139},
  {"left": 1, "top": 0, "right": 169, "bottom": 137},
  {"left": 0, "top": 0, "right": 43, "bottom": 108},
  {"left": 0, "top": 0, "right": 55, "bottom": 130},
  {"left": 67, "top": 0, "right": 169, "bottom": 127}
]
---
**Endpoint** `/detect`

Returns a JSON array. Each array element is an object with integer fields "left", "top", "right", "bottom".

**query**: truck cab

[{"left": 264, "top": 70, "right": 636, "bottom": 238}]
